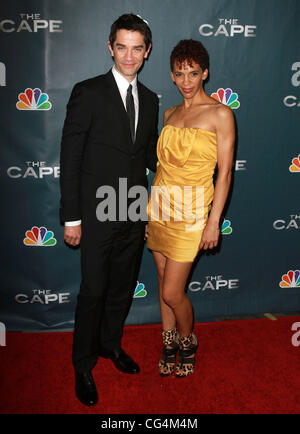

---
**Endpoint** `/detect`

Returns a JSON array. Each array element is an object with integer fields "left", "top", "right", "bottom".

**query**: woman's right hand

[{"left": 144, "top": 224, "right": 149, "bottom": 240}]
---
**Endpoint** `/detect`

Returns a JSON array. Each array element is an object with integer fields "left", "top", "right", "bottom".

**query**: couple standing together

[{"left": 60, "top": 14, "right": 235, "bottom": 406}]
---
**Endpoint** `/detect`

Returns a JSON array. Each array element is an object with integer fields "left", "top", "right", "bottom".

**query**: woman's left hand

[
  {"left": 144, "top": 224, "right": 149, "bottom": 240},
  {"left": 198, "top": 223, "right": 220, "bottom": 250}
]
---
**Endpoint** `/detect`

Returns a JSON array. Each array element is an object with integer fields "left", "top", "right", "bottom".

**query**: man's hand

[{"left": 64, "top": 225, "right": 81, "bottom": 246}]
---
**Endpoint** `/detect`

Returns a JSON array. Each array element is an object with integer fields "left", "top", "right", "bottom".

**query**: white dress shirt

[
  {"left": 65, "top": 66, "right": 139, "bottom": 227},
  {"left": 112, "top": 65, "right": 139, "bottom": 132}
]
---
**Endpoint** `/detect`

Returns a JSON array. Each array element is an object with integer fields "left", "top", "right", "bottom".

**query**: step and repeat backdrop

[{"left": 1, "top": 0, "right": 299, "bottom": 330}]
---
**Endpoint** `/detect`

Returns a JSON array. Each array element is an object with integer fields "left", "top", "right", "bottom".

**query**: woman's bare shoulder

[
  {"left": 164, "top": 105, "right": 178, "bottom": 123},
  {"left": 204, "top": 96, "right": 234, "bottom": 121},
  {"left": 214, "top": 102, "right": 234, "bottom": 121}
]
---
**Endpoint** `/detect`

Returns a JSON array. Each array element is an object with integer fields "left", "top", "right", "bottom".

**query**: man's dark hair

[
  {"left": 109, "top": 14, "right": 152, "bottom": 50},
  {"left": 170, "top": 39, "right": 209, "bottom": 72}
]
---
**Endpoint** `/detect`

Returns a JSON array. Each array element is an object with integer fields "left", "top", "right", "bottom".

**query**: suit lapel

[{"left": 134, "top": 82, "right": 146, "bottom": 150}]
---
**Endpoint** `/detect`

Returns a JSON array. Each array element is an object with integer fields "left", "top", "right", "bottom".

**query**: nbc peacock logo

[
  {"left": 221, "top": 219, "right": 232, "bottom": 235},
  {"left": 289, "top": 154, "right": 300, "bottom": 172},
  {"left": 23, "top": 226, "right": 57, "bottom": 246},
  {"left": 211, "top": 88, "right": 240, "bottom": 109},
  {"left": 279, "top": 270, "right": 300, "bottom": 288},
  {"left": 16, "top": 88, "right": 52, "bottom": 110},
  {"left": 133, "top": 281, "right": 147, "bottom": 298}
]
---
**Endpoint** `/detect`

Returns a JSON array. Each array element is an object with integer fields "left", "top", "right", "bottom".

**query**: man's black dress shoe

[
  {"left": 99, "top": 348, "right": 140, "bottom": 374},
  {"left": 75, "top": 371, "right": 98, "bottom": 406}
]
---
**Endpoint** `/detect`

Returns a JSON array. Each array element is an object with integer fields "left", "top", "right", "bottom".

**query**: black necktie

[{"left": 126, "top": 84, "right": 135, "bottom": 142}]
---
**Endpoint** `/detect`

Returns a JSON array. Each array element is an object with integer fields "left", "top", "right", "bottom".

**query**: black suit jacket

[{"left": 60, "top": 70, "right": 159, "bottom": 223}]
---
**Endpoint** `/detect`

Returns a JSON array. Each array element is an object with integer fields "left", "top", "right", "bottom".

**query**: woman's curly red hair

[{"left": 170, "top": 39, "right": 209, "bottom": 71}]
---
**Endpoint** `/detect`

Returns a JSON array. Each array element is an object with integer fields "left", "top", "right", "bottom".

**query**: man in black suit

[{"left": 60, "top": 14, "right": 158, "bottom": 406}]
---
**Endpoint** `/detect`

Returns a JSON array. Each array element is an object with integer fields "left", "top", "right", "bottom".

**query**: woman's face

[{"left": 171, "top": 60, "right": 208, "bottom": 99}]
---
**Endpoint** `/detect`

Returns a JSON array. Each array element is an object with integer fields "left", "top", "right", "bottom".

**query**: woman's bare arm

[{"left": 199, "top": 105, "right": 235, "bottom": 250}]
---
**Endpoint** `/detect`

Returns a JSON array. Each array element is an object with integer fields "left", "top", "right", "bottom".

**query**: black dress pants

[{"left": 72, "top": 220, "right": 145, "bottom": 373}]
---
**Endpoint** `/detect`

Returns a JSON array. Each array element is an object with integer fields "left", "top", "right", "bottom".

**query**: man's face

[{"left": 108, "top": 29, "right": 151, "bottom": 81}]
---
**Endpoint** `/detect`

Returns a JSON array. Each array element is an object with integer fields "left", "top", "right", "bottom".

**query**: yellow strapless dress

[{"left": 147, "top": 125, "right": 217, "bottom": 262}]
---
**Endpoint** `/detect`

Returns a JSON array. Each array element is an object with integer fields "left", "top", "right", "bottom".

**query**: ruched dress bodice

[{"left": 147, "top": 125, "right": 217, "bottom": 262}]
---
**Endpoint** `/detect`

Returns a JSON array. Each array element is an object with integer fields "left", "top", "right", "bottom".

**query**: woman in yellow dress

[{"left": 147, "top": 40, "right": 235, "bottom": 377}]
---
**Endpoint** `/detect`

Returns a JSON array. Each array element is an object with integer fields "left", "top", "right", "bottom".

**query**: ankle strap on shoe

[
  {"left": 179, "top": 332, "right": 197, "bottom": 348},
  {"left": 162, "top": 328, "right": 178, "bottom": 346}
]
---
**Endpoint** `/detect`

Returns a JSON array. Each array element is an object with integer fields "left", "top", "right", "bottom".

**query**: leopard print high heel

[
  {"left": 175, "top": 332, "right": 198, "bottom": 378},
  {"left": 158, "top": 328, "right": 179, "bottom": 377}
]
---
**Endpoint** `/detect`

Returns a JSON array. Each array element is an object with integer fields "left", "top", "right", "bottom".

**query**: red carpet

[{"left": 0, "top": 317, "right": 299, "bottom": 414}]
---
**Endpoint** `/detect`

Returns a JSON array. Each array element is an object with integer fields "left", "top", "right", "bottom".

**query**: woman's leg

[
  {"left": 153, "top": 251, "right": 194, "bottom": 335},
  {"left": 161, "top": 257, "right": 194, "bottom": 336},
  {"left": 153, "top": 252, "right": 198, "bottom": 377},
  {"left": 160, "top": 259, "right": 198, "bottom": 377},
  {"left": 152, "top": 251, "right": 196, "bottom": 376},
  {"left": 152, "top": 251, "right": 175, "bottom": 331}
]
